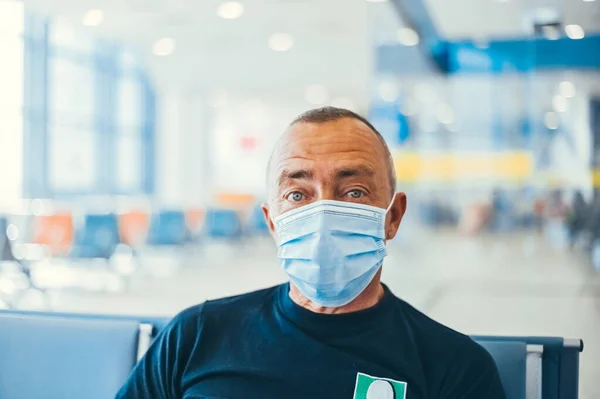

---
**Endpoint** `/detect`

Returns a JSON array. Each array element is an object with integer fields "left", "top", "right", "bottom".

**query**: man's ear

[
  {"left": 261, "top": 202, "right": 277, "bottom": 239},
  {"left": 385, "top": 192, "right": 407, "bottom": 240}
]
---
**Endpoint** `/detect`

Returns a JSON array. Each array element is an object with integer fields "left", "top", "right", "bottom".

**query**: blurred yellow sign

[
  {"left": 393, "top": 151, "right": 533, "bottom": 183},
  {"left": 592, "top": 168, "right": 600, "bottom": 188}
]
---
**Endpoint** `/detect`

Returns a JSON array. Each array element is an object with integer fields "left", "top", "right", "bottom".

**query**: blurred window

[
  {"left": 115, "top": 133, "right": 143, "bottom": 192},
  {"left": 23, "top": 13, "right": 154, "bottom": 198},
  {"left": 49, "top": 17, "right": 94, "bottom": 52},
  {"left": 48, "top": 126, "right": 98, "bottom": 192},
  {"left": 48, "top": 57, "right": 95, "bottom": 125},
  {"left": 117, "top": 77, "right": 143, "bottom": 128}
]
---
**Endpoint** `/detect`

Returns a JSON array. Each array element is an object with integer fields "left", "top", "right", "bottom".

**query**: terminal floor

[{"left": 36, "top": 230, "right": 600, "bottom": 398}]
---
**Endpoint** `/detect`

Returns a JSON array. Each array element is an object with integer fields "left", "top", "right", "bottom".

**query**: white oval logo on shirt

[{"left": 366, "top": 379, "right": 396, "bottom": 399}]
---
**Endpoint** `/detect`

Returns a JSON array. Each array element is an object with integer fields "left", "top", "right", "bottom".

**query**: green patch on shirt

[{"left": 353, "top": 372, "right": 407, "bottom": 399}]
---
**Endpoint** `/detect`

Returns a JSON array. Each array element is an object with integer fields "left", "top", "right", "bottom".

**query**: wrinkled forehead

[{"left": 267, "top": 119, "right": 390, "bottom": 186}]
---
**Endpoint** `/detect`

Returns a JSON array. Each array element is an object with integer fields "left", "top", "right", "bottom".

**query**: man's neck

[{"left": 288, "top": 271, "right": 385, "bottom": 315}]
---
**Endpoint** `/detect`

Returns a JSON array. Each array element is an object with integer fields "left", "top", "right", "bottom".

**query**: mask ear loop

[
  {"left": 385, "top": 192, "right": 397, "bottom": 213},
  {"left": 384, "top": 192, "right": 398, "bottom": 240}
]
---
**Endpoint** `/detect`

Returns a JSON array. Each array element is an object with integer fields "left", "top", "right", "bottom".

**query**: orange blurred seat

[
  {"left": 185, "top": 208, "right": 204, "bottom": 232},
  {"left": 214, "top": 193, "right": 256, "bottom": 209},
  {"left": 119, "top": 211, "right": 149, "bottom": 247},
  {"left": 32, "top": 213, "right": 74, "bottom": 256}
]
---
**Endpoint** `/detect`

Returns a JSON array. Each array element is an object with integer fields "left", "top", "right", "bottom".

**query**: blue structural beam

[
  {"left": 388, "top": 0, "right": 600, "bottom": 74},
  {"left": 377, "top": 35, "right": 600, "bottom": 75},
  {"left": 388, "top": 0, "right": 450, "bottom": 72},
  {"left": 448, "top": 35, "right": 600, "bottom": 73}
]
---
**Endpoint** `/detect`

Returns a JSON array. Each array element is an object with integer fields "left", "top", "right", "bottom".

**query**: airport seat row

[
  {"left": 0, "top": 207, "right": 269, "bottom": 260},
  {"left": 0, "top": 310, "right": 583, "bottom": 399}
]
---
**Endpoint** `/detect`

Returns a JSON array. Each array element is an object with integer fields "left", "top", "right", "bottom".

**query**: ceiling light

[
  {"left": 397, "top": 28, "right": 419, "bottom": 46},
  {"left": 82, "top": 9, "right": 103, "bottom": 26},
  {"left": 152, "top": 38, "right": 175, "bottom": 56},
  {"left": 559, "top": 81, "right": 576, "bottom": 98},
  {"left": 399, "top": 99, "right": 417, "bottom": 116},
  {"left": 541, "top": 26, "right": 561, "bottom": 40},
  {"left": 217, "top": 2, "right": 244, "bottom": 20},
  {"left": 583, "top": 0, "right": 596, "bottom": 3},
  {"left": 436, "top": 104, "right": 454, "bottom": 125},
  {"left": 6, "top": 224, "right": 18, "bottom": 241},
  {"left": 414, "top": 84, "right": 437, "bottom": 103},
  {"left": 207, "top": 90, "right": 228, "bottom": 107},
  {"left": 447, "top": 122, "right": 460, "bottom": 133},
  {"left": 419, "top": 116, "right": 437, "bottom": 133},
  {"left": 565, "top": 24, "right": 585, "bottom": 39},
  {"left": 331, "top": 97, "right": 356, "bottom": 111},
  {"left": 544, "top": 111, "right": 558, "bottom": 130},
  {"left": 305, "top": 85, "right": 329, "bottom": 105},
  {"left": 268, "top": 33, "right": 294, "bottom": 52},
  {"left": 31, "top": 199, "right": 45, "bottom": 216},
  {"left": 553, "top": 95, "right": 567, "bottom": 113}
]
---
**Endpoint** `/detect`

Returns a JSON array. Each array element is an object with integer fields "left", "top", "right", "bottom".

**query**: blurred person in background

[
  {"left": 515, "top": 186, "right": 537, "bottom": 229},
  {"left": 117, "top": 107, "right": 505, "bottom": 399},
  {"left": 533, "top": 194, "right": 546, "bottom": 232},
  {"left": 545, "top": 189, "right": 569, "bottom": 220},
  {"left": 582, "top": 196, "right": 600, "bottom": 270},
  {"left": 568, "top": 190, "right": 588, "bottom": 248},
  {"left": 490, "top": 188, "right": 514, "bottom": 232},
  {"left": 544, "top": 189, "right": 571, "bottom": 248}
]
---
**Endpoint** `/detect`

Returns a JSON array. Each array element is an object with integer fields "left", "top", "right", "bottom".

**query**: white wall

[
  {"left": 210, "top": 99, "right": 314, "bottom": 197},
  {"left": 155, "top": 92, "right": 351, "bottom": 204},
  {"left": 155, "top": 93, "right": 211, "bottom": 207}
]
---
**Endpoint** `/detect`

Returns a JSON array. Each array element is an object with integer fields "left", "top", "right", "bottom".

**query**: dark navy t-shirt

[{"left": 117, "top": 283, "right": 505, "bottom": 399}]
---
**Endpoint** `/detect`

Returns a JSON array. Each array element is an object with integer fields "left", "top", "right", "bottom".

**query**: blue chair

[
  {"left": 475, "top": 340, "right": 528, "bottom": 399},
  {"left": 70, "top": 214, "right": 120, "bottom": 259},
  {"left": 0, "top": 309, "right": 170, "bottom": 363},
  {"left": 473, "top": 335, "right": 583, "bottom": 399},
  {"left": 146, "top": 210, "right": 189, "bottom": 246},
  {"left": 246, "top": 205, "right": 270, "bottom": 235},
  {"left": 0, "top": 308, "right": 171, "bottom": 331},
  {"left": 0, "top": 309, "right": 583, "bottom": 399},
  {"left": 204, "top": 208, "right": 242, "bottom": 238},
  {"left": 0, "top": 311, "right": 140, "bottom": 399}
]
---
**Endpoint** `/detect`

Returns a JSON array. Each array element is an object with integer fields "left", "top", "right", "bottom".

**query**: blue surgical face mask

[{"left": 273, "top": 199, "right": 390, "bottom": 307}]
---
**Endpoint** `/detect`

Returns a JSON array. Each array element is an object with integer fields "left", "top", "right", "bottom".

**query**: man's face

[{"left": 263, "top": 117, "right": 406, "bottom": 240}]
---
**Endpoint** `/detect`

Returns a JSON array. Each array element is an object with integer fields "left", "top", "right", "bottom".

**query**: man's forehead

[
  {"left": 266, "top": 119, "right": 391, "bottom": 193},
  {"left": 272, "top": 119, "right": 386, "bottom": 161}
]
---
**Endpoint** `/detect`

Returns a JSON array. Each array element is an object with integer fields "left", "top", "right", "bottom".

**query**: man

[{"left": 117, "top": 107, "right": 506, "bottom": 399}]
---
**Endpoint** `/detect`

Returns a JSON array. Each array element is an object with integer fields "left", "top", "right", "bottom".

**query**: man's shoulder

[
  {"left": 169, "top": 284, "right": 282, "bottom": 328},
  {"left": 392, "top": 294, "right": 491, "bottom": 362},
  {"left": 391, "top": 294, "right": 501, "bottom": 393}
]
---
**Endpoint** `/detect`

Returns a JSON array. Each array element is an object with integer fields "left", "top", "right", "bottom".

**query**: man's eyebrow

[
  {"left": 277, "top": 169, "right": 314, "bottom": 185},
  {"left": 334, "top": 166, "right": 375, "bottom": 180}
]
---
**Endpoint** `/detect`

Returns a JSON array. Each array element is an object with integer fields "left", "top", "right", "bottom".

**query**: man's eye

[
  {"left": 287, "top": 192, "right": 304, "bottom": 202},
  {"left": 347, "top": 190, "right": 364, "bottom": 199}
]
